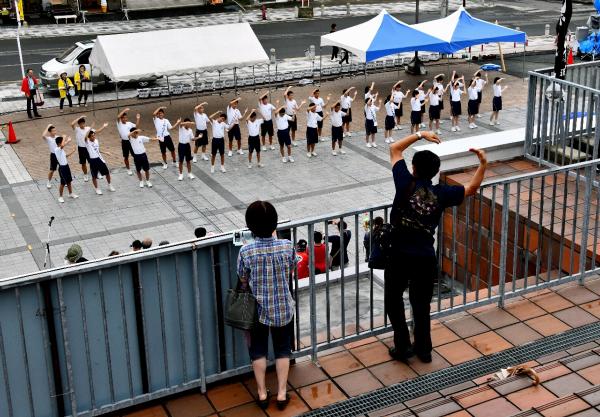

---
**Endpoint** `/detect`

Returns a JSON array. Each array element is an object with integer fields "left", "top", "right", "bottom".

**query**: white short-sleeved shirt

[
  {"left": 258, "top": 102, "right": 276, "bottom": 121},
  {"left": 285, "top": 99, "right": 298, "bottom": 116},
  {"left": 434, "top": 82, "right": 444, "bottom": 97},
  {"left": 74, "top": 126, "right": 90, "bottom": 148},
  {"left": 410, "top": 97, "right": 422, "bottom": 112},
  {"left": 309, "top": 96, "right": 325, "bottom": 112},
  {"left": 153, "top": 117, "right": 172, "bottom": 141},
  {"left": 227, "top": 106, "right": 242, "bottom": 126},
  {"left": 306, "top": 111, "right": 323, "bottom": 128},
  {"left": 493, "top": 84, "right": 502, "bottom": 97},
  {"left": 179, "top": 127, "right": 194, "bottom": 145},
  {"left": 392, "top": 90, "right": 405, "bottom": 104},
  {"left": 340, "top": 95, "right": 353, "bottom": 110},
  {"left": 247, "top": 119, "right": 263, "bottom": 136},
  {"left": 330, "top": 110, "right": 346, "bottom": 127},
  {"left": 385, "top": 101, "right": 397, "bottom": 117},
  {"left": 365, "top": 92, "right": 373, "bottom": 101},
  {"left": 468, "top": 86, "right": 479, "bottom": 101},
  {"left": 45, "top": 135, "right": 57, "bottom": 153},
  {"left": 276, "top": 114, "right": 293, "bottom": 130},
  {"left": 54, "top": 148, "right": 68, "bottom": 166},
  {"left": 475, "top": 78, "right": 485, "bottom": 91},
  {"left": 212, "top": 120, "right": 227, "bottom": 138},
  {"left": 365, "top": 105, "right": 379, "bottom": 125},
  {"left": 86, "top": 139, "right": 104, "bottom": 161},
  {"left": 117, "top": 121, "right": 135, "bottom": 141},
  {"left": 418, "top": 89, "right": 426, "bottom": 101},
  {"left": 130, "top": 136, "right": 150, "bottom": 155},
  {"left": 429, "top": 92, "right": 440, "bottom": 106},
  {"left": 451, "top": 88, "right": 463, "bottom": 102},
  {"left": 194, "top": 112, "right": 210, "bottom": 130}
]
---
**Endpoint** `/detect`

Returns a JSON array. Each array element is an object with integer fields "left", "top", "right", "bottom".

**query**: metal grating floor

[{"left": 301, "top": 321, "right": 600, "bottom": 417}]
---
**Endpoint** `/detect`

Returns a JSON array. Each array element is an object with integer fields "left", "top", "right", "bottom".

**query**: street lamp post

[{"left": 14, "top": 0, "right": 24, "bottom": 78}]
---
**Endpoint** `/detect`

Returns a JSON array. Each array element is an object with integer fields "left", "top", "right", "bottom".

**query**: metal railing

[
  {"left": 2, "top": 159, "right": 600, "bottom": 417},
  {"left": 525, "top": 61, "right": 600, "bottom": 167}
]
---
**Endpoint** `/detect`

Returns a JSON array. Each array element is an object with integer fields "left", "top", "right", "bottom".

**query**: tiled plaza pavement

[
  {"left": 0, "top": 65, "right": 528, "bottom": 278},
  {"left": 113, "top": 276, "right": 600, "bottom": 417}
]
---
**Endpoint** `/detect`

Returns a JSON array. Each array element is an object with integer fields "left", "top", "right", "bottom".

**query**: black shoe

[
  {"left": 416, "top": 351, "right": 432, "bottom": 363},
  {"left": 276, "top": 393, "right": 290, "bottom": 410},
  {"left": 28, "top": 115, "right": 33, "bottom": 119},
  {"left": 388, "top": 346, "right": 414, "bottom": 363},
  {"left": 256, "top": 389, "right": 271, "bottom": 410},
  {"left": 35, "top": 114, "right": 42, "bottom": 118}
]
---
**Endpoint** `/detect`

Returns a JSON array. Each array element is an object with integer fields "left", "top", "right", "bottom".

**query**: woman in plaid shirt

[{"left": 237, "top": 201, "right": 295, "bottom": 411}]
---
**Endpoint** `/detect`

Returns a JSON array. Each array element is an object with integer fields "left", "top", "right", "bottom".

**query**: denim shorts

[{"left": 248, "top": 321, "right": 293, "bottom": 360}]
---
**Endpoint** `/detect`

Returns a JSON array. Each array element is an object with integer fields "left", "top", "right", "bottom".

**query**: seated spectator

[
  {"left": 313, "top": 231, "right": 328, "bottom": 274},
  {"left": 131, "top": 240, "right": 142, "bottom": 252},
  {"left": 329, "top": 220, "right": 351, "bottom": 270},
  {"left": 159, "top": 240, "right": 169, "bottom": 246},
  {"left": 364, "top": 216, "right": 384, "bottom": 262},
  {"left": 142, "top": 237, "right": 153, "bottom": 249},
  {"left": 65, "top": 244, "right": 88, "bottom": 265},
  {"left": 296, "top": 239, "right": 309, "bottom": 279},
  {"left": 194, "top": 227, "right": 207, "bottom": 238}
]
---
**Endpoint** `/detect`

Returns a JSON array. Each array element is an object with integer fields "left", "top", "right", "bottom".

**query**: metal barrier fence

[
  {"left": 525, "top": 61, "right": 600, "bottom": 167},
  {"left": 2, "top": 159, "right": 600, "bottom": 417}
]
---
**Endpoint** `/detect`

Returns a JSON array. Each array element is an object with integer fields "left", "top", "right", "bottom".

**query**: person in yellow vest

[
  {"left": 58, "top": 72, "right": 74, "bottom": 113},
  {"left": 74, "top": 65, "right": 92, "bottom": 107}
]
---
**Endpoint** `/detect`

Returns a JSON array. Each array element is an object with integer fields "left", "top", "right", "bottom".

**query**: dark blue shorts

[
  {"left": 49, "top": 153, "right": 58, "bottom": 171},
  {"left": 493, "top": 96, "right": 503, "bottom": 112},
  {"left": 365, "top": 119, "right": 377, "bottom": 135},
  {"left": 317, "top": 111, "right": 324, "bottom": 129},
  {"left": 260, "top": 120, "right": 274, "bottom": 137},
  {"left": 159, "top": 135, "right": 175, "bottom": 154},
  {"left": 195, "top": 129, "right": 208, "bottom": 147},
  {"left": 249, "top": 135, "right": 261, "bottom": 153},
  {"left": 133, "top": 153, "right": 150, "bottom": 172},
  {"left": 332, "top": 126, "right": 343, "bottom": 142},
  {"left": 306, "top": 127, "right": 318, "bottom": 144},
  {"left": 410, "top": 110, "right": 422, "bottom": 126},
  {"left": 248, "top": 321, "right": 292, "bottom": 361},
  {"left": 451, "top": 101, "right": 462, "bottom": 117},
  {"left": 78, "top": 146, "right": 89, "bottom": 165},
  {"left": 277, "top": 128, "right": 292, "bottom": 147},
  {"left": 228, "top": 124, "right": 241, "bottom": 142},
  {"left": 429, "top": 104, "right": 441, "bottom": 120},
  {"left": 89, "top": 157, "right": 109, "bottom": 178},
  {"left": 58, "top": 164, "right": 72, "bottom": 185},
  {"left": 385, "top": 115, "right": 395, "bottom": 131},
  {"left": 468, "top": 99, "right": 479, "bottom": 116},
  {"left": 211, "top": 137, "right": 225, "bottom": 156},
  {"left": 178, "top": 142, "right": 192, "bottom": 162}
]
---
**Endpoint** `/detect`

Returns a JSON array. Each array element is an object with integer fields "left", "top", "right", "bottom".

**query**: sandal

[
  {"left": 276, "top": 393, "right": 291, "bottom": 410},
  {"left": 257, "top": 389, "right": 271, "bottom": 410}
]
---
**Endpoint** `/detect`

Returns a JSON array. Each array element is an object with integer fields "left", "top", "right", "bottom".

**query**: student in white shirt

[
  {"left": 449, "top": 71, "right": 464, "bottom": 122},
  {"left": 433, "top": 74, "right": 445, "bottom": 118},
  {"left": 177, "top": 119, "right": 199, "bottom": 181},
  {"left": 152, "top": 107, "right": 178, "bottom": 169},
  {"left": 467, "top": 79, "right": 480, "bottom": 129},
  {"left": 306, "top": 102, "right": 329, "bottom": 157},
  {"left": 340, "top": 87, "right": 357, "bottom": 137},
  {"left": 474, "top": 71, "right": 488, "bottom": 118},
  {"left": 384, "top": 95, "right": 398, "bottom": 143},
  {"left": 416, "top": 80, "right": 428, "bottom": 128},
  {"left": 283, "top": 86, "right": 306, "bottom": 147},
  {"left": 246, "top": 110, "right": 264, "bottom": 168},
  {"left": 227, "top": 98, "right": 247, "bottom": 156},
  {"left": 364, "top": 81, "right": 375, "bottom": 102},
  {"left": 428, "top": 86, "right": 442, "bottom": 134},
  {"left": 410, "top": 90, "right": 428, "bottom": 134},
  {"left": 54, "top": 136, "right": 78, "bottom": 203},
  {"left": 490, "top": 77, "right": 508, "bottom": 126},
  {"left": 309, "top": 89, "right": 329, "bottom": 139},
  {"left": 275, "top": 107, "right": 295, "bottom": 163},
  {"left": 208, "top": 111, "right": 229, "bottom": 174},
  {"left": 42, "top": 124, "right": 59, "bottom": 189},
  {"left": 257, "top": 93, "right": 276, "bottom": 151},
  {"left": 117, "top": 108, "right": 140, "bottom": 176},
  {"left": 449, "top": 76, "right": 465, "bottom": 132},
  {"left": 85, "top": 129, "right": 115, "bottom": 195},
  {"left": 364, "top": 95, "right": 380, "bottom": 148},
  {"left": 70, "top": 116, "right": 96, "bottom": 182},
  {"left": 330, "top": 101, "right": 347, "bottom": 155},
  {"left": 391, "top": 81, "right": 409, "bottom": 131},
  {"left": 193, "top": 102, "right": 211, "bottom": 162},
  {"left": 128, "top": 128, "right": 158, "bottom": 188}
]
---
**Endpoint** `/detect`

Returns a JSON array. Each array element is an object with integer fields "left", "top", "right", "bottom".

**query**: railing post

[
  {"left": 308, "top": 223, "right": 318, "bottom": 362},
  {"left": 498, "top": 183, "right": 511, "bottom": 308},
  {"left": 524, "top": 73, "right": 537, "bottom": 158},
  {"left": 578, "top": 166, "right": 594, "bottom": 285}
]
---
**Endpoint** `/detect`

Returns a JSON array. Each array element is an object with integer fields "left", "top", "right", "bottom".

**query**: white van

[{"left": 40, "top": 40, "right": 155, "bottom": 93}]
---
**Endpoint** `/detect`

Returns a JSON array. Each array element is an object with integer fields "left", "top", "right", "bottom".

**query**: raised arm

[
  {"left": 171, "top": 118, "right": 183, "bottom": 130},
  {"left": 117, "top": 107, "right": 130, "bottom": 121},
  {"left": 246, "top": 108, "right": 257, "bottom": 121},
  {"left": 70, "top": 115, "right": 83, "bottom": 129},
  {"left": 194, "top": 102, "right": 208, "bottom": 111},
  {"left": 296, "top": 100, "right": 307, "bottom": 111},
  {"left": 283, "top": 86, "right": 292, "bottom": 99},
  {"left": 95, "top": 122, "right": 109, "bottom": 135},
  {"left": 209, "top": 111, "right": 220, "bottom": 120},
  {"left": 152, "top": 107, "right": 164, "bottom": 117},
  {"left": 464, "top": 149, "right": 488, "bottom": 196},
  {"left": 59, "top": 136, "right": 72, "bottom": 149},
  {"left": 392, "top": 80, "right": 403, "bottom": 91},
  {"left": 389, "top": 131, "right": 440, "bottom": 165},
  {"left": 42, "top": 124, "right": 52, "bottom": 138}
]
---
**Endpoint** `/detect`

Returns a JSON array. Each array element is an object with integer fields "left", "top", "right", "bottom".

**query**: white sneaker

[
  {"left": 270, "top": 145, "right": 275, "bottom": 151},
  {"left": 193, "top": 155, "right": 197, "bottom": 163},
  {"left": 220, "top": 166, "right": 226, "bottom": 173},
  {"left": 178, "top": 174, "right": 184, "bottom": 181},
  {"left": 320, "top": 137, "right": 325, "bottom": 142},
  {"left": 372, "top": 142, "right": 378, "bottom": 148},
  {"left": 162, "top": 163, "right": 168, "bottom": 170},
  {"left": 489, "top": 121, "right": 495, "bottom": 126},
  {"left": 340, "top": 149, "right": 347, "bottom": 154},
  {"left": 477, "top": 114, "right": 482, "bottom": 118},
  {"left": 451, "top": 126, "right": 457, "bottom": 132},
  {"left": 420, "top": 123, "right": 426, "bottom": 128},
  {"left": 496, "top": 121, "right": 500, "bottom": 126},
  {"left": 311, "top": 151, "right": 318, "bottom": 157},
  {"left": 69, "top": 193, "right": 78, "bottom": 199},
  {"left": 385, "top": 139, "right": 390, "bottom": 144},
  {"left": 307, "top": 152, "right": 312, "bottom": 158},
  {"left": 146, "top": 181, "right": 152, "bottom": 187},
  {"left": 347, "top": 132, "right": 352, "bottom": 137},
  {"left": 248, "top": 163, "right": 252, "bottom": 169},
  {"left": 258, "top": 163, "right": 265, "bottom": 168},
  {"left": 83, "top": 175, "right": 89, "bottom": 182},
  {"left": 332, "top": 150, "right": 338, "bottom": 156},
  {"left": 436, "top": 130, "right": 442, "bottom": 135},
  {"left": 139, "top": 181, "right": 145, "bottom": 188},
  {"left": 210, "top": 166, "right": 215, "bottom": 174},
  {"left": 202, "top": 154, "right": 209, "bottom": 161},
  {"left": 188, "top": 173, "right": 195, "bottom": 179},
  {"left": 366, "top": 142, "right": 372, "bottom": 148},
  {"left": 439, "top": 120, "right": 444, "bottom": 125},
  {"left": 46, "top": 181, "right": 52, "bottom": 189},
  {"left": 95, "top": 188, "right": 103, "bottom": 195},
  {"left": 109, "top": 185, "right": 116, "bottom": 192},
  {"left": 393, "top": 126, "right": 399, "bottom": 131},
  {"left": 282, "top": 157, "right": 288, "bottom": 163},
  {"left": 228, "top": 150, "right": 233, "bottom": 157},
  {"left": 238, "top": 149, "right": 244, "bottom": 155},
  {"left": 456, "top": 126, "right": 461, "bottom": 132},
  {"left": 288, "top": 156, "right": 295, "bottom": 163},
  {"left": 292, "top": 141, "right": 298, "bottom": 147},
  {"left": 58, "top": 196, "right": 65, "bottom": 203},
  {"left": 262, "top": 146, "right": 267, "bottom": 151},
  {"left": 127, "top": 170, "right": 133, "bottom": 176}
]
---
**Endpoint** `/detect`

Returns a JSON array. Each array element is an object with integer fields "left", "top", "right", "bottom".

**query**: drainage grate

[{"left": 301, "top": 321, "right": 600, "bottom": 417}]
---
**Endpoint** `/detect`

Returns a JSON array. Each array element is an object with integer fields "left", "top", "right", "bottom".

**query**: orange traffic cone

[
  {"left": 7, "top": 121, "right": 19, "bottom": 144},
  {"left": 568, "top": 48, "right": 574, "bottom": 65}
]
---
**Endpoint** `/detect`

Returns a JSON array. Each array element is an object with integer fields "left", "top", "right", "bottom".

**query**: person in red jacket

[
  {"left": 296, "top": 239, "right": 309, "bottom": 279},
  {"left": 21, "top": 68, "right": 42, "bottom": 119}
]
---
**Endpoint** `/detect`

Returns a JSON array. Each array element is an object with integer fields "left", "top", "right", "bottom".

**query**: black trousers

[
  {"left": 331, "top": 46, "right": 339, "bottom": 59},
  {"left": 60, "top": 95, "right": 72, "bottom": 110},
  {"left": 384, "top": 252, "right": 437, "bottom": 355},
  {"left": 26, "top": 89, "right": 40, "bottom": 117}
]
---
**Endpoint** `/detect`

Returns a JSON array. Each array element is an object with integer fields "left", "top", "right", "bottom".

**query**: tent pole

[
  {"left": 90, "top": 64, "right": 96, "bottom": 116},
  {"left": 194, "top": 72, "right": 199, "bottom": 104},
  {"left": 115, "top": 82, "right": 119, "bottom": 114},
  {"left": 319, "top": 46, "right": 322, "bottom": 87},
  {"left": 397, "top": 53, "right": 400, "bottom": 77},
  {"left": 268, "top": 64, "right": 271, "bottom": 101},
  {"left": 234, "top": 67, "right": 237, "bottom": 95},
  {"left": 522, "top": 44, "right": 526, "bottom": 82},
  {"left": 166, "top": 76, "right": 172, "bottom": 105}
]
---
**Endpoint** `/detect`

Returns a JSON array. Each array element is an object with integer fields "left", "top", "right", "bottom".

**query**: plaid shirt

[{"left": 237, "top": 237, "right": 296, "bottom": 327}]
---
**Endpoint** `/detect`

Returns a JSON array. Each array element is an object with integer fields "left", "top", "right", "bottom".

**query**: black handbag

[{"left": 224, "top": 284, "right": 257, "bottom": 330}]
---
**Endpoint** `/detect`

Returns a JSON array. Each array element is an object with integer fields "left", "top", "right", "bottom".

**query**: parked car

[{"left": 40, "top": 40, "right": 156, "bottom": 93}]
